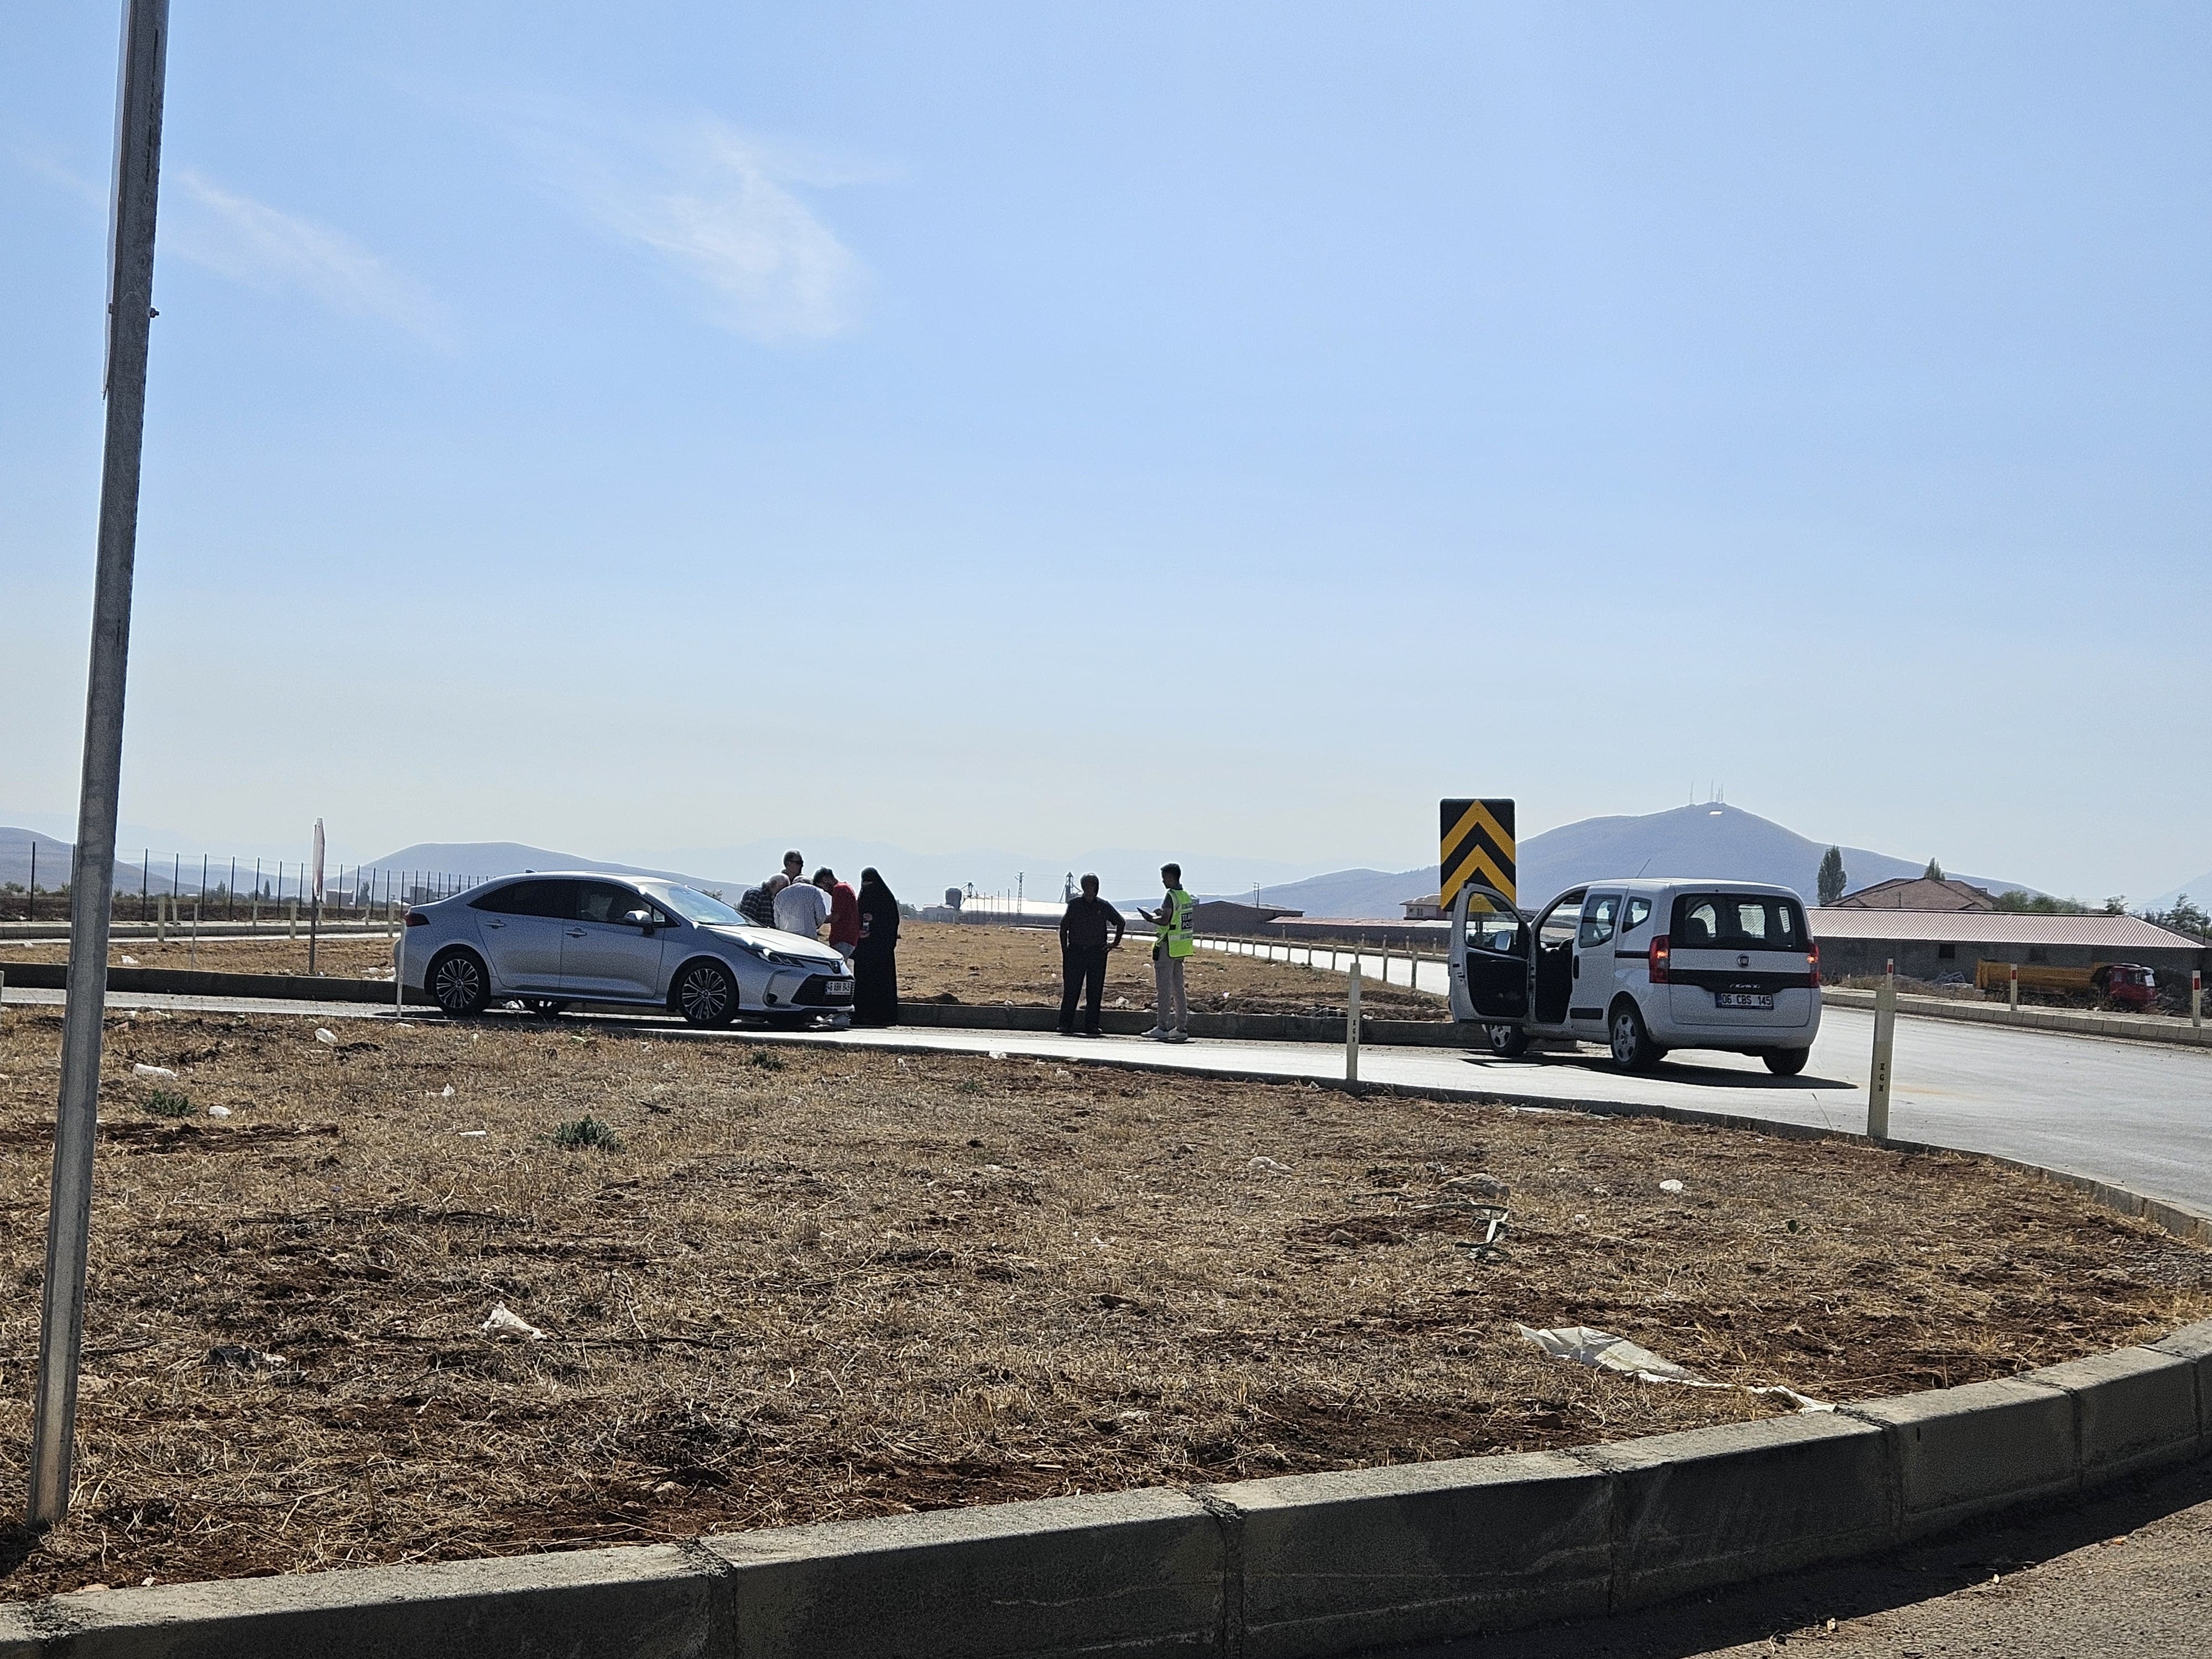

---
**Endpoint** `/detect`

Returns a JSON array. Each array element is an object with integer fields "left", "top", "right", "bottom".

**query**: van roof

[{"left": 1551, "top": 879, "right": 1808, "bottom": 901}]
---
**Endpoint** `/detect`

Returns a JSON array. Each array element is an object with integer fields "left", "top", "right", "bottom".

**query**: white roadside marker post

[
  {"left": 1867, "top": 958, "right": 1897, "bottom": 1144},
  {"left": 1345, "top": 959, "right": 1361, "bottom": 1086},
  {"left": 2008, "top": 962, "right": 2018, "bottom": 1011},
  {"left": 2193, "top": 969, "right": 2202, "bottom": 1031}
]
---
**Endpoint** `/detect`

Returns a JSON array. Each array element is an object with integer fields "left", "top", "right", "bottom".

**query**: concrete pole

[
  {"left": 2193, "top": 969, "right": 2201, "bottom": 1031},
  {"left": 187, "top": 898, "right": 196, "bottom": 969},
  {"left": 1867, "top": 959, "right": 1897, "bottom": 1144},
  {"left": 30, "top": 0, "right": 171, "bottom": 1528},
  {"left": 2008, "top": 963, "right": 2018, "bottom": 1011},
  {"left": 1345, "top": 959, "right": 1361, "bottom": 1086}
]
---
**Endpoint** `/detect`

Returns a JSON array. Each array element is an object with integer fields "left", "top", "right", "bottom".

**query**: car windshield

[
  {"left": 1671, "top": 893, "right": 1807, "bottom": 950},
  {"left": 643, "top": 883, "right": 743, "bottom": 926}
]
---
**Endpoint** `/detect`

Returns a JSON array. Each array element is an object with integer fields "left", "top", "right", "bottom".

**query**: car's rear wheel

[
  {"left": 428, "top": 948, "right": 490, "bottom": 1017},
  {"left": 1763, "top": 1047, "right": 1810, "bottom": 1076},
  {"left": 674, "top": 960, "right": 737, "bottom": 1027},
  {"left": 1484, "top": 1022, "right": 1530, "bottom": 1058},
  {"left": 1608, "top": 1002, "right": 1660, "bottom": 1071}
]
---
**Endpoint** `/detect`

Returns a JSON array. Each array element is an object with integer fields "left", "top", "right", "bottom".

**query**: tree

[
  {"left": 1817, "top": 846, "right": 1846, "bottom": 906},
  {"left": 1924, "top": 859, "right": 1945, "bottom": 881}
]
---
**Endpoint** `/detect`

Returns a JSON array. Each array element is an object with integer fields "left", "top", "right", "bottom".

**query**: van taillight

[
  {"left": 1808, "top": 940, "right": 1820, "bottom": 987},
  {"left": 1648, "top": 935, "right": 1670, "bottom": 983},
  {"left": 405, "top": 910, "right": 429, "bottom": 927}
]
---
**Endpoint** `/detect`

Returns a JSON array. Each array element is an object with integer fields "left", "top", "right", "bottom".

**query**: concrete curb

[{"left": 1822, "top": 985, "right": 2212, "bottom": 1049}]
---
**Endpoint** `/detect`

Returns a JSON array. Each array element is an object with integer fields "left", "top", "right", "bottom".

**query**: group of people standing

[
  {"left": 739, "top": 851, "right": 901, "bottom": 1027},
  {"left": 1056, "top": 863, "right": 1195, "bottom": 1042}
]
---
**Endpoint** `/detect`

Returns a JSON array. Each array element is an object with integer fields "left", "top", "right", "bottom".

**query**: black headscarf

[{"left": 856, "top": 868, "right": 900, "bottom": 951}]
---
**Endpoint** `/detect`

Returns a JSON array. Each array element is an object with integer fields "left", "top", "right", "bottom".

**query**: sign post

[
  {"left": 29, "top": 0, "right": 170, "bottom": 1527},
  {"left": 1867, "top": 958, "right": 1896, "bottom": 1144}
]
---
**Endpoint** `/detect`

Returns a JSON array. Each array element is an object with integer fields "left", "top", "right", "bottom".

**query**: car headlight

[{"left": 734, "top": 938, "right": 817, "bottom": 970}]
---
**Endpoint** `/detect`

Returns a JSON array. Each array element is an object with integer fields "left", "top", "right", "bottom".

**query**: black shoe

[
  {"left": 1078, "top": 1029, "right": 1102, "bottom": 1039},
  {"left": 1056, "top": 1027, "right": 1074, "bottom": 1037}
]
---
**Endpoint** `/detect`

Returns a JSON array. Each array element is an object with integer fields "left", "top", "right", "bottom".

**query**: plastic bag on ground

[
  {"left": 1517, "top": 1324, "right": 1830, "bottom": 1412},
  {"left": 482, "top": 1303, "right": 546, "bottom": 1342},
  {"left": 131, "top": 1063, "right": 175, "bottom": 1079},
  {"left": 207, "top": 1104, "right": 232, "bottom": 1117},
  {"left": 315, "top": 1029, "right": 338, "bottom": 1045}
]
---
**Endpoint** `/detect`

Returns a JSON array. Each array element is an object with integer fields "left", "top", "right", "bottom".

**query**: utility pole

[{"left": 30, "top": 0, "right": 170, "bottom": 1527}]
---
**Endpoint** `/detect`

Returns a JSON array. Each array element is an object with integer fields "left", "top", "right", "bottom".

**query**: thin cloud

[
  {"left": 165, "top": 170, "right": 447, "bottom": 342},
  {"left": 533, "top": 116, "right": 869, "bottom": 345}
]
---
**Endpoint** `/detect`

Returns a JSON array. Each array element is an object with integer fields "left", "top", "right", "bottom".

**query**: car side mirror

[{"left": 623, "top": 909, "right": 655, "bottom": 931}]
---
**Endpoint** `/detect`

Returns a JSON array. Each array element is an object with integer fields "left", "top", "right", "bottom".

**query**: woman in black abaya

[{"left": 852, "top": 867, "right": 901, "bottom": 1026}]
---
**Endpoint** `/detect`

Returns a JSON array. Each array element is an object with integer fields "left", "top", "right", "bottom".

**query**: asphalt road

[{"left": 7, "top": 983, "right": 2208, "bottom": 1214}]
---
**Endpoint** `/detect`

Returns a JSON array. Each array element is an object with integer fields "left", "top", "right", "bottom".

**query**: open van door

[{"left": 1448, "top": 884, "right": 1529, "bottom": 1022}]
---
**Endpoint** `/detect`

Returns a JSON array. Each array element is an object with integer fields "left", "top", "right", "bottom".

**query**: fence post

[
  {"left": 188, "top": 900, "right": 198, "bottom": 969},
  {"left": 1867, "top": 959, "right": 1896, "bottom": 1143},
  {"left": 1345, "top": 959, "right": 1361, "bottom": 1086},
  {"left": 156, "top": 894, "right": 167, "bottom": 945}
]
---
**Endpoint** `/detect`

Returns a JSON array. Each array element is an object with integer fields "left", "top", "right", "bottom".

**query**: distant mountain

[
  {"left": 1, "top": 827, "right": 190, "bottom": 896},
  {"left": 2149, "top": 870, "right": 2212, "bottom": 912},
  {"left": 368, "top": 842, "right": 744, "bottom": 896},
  {"left": 373, "top": 838, "right": 1345, "bottom": 912},
  {"left": 1246, "top": 804, "right": 2035, "bottom": 918}
]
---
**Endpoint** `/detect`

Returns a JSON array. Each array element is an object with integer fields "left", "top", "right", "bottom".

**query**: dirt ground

[
  {"left": 2, "top": 1008, "right": 2205, "bottom": 1600},
  {"left": 7, "top": 935, "right": 395, "bottom": 978},
  {"left": 894, "top": 922, "right": 1444, "bottom": 1019},
  {"left": 5, "top": 921, "right": 1444, "bottom": 1019}
]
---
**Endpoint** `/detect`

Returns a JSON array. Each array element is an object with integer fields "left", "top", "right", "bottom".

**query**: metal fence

[{"left": 4, "top": 846, "right": 493, "bottom": 926}]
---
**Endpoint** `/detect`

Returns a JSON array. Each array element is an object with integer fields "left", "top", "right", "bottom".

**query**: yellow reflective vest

[{"left": 1157, "top": 888, "right": 1196, "bottom": 958}]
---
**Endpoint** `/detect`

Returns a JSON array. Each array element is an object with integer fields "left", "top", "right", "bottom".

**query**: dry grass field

[
  {"left": 2, "top": 1006, "right": 2205, "bottom": 1598},
  {"left": 6, "top": 935, "right": 396, "bottom": 978},
  {"left": 6, "top": 920, "right": 1443, "bottom": 1019}
]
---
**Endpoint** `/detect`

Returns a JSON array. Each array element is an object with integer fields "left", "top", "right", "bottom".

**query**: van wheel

[
  {"left": 428, "top": 948, "right": 490, "bottom": 1017},
  {"left": 1484, "top": 1023, "right": 1530, "bottom": 1058},
  {"left": 1763, "top": 1048, "right": 1809, "bottom": 1076},
  {"left": 1608, "top": 1003, "right": 1660, "bottom": 1071}
]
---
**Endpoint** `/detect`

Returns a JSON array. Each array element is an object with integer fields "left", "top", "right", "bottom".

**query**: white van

[{"left": 1447, "top": 879, "right": 1822, "bottom": 1074}]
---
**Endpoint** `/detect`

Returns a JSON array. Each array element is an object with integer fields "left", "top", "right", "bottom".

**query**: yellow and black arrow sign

[{"left": 1439, "top": 798, "right": 1516, "bottom": 908}]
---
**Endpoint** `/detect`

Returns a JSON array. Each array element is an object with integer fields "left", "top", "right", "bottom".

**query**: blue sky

[{"left": 3, "top": 3, "right": 2208, "bottom": 900}]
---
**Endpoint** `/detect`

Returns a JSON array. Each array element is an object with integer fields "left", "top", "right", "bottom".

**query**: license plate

[
  {"left": 827, "top": 979, "right": 854, "bottom": 997},
  {"left": 1714, "top": 992, "right": 1773, "bottom": 1010}
]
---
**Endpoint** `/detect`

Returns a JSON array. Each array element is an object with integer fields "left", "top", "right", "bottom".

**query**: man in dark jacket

[{"left": 1057, "top": 874, "right": 1125, "bottom": 1037}]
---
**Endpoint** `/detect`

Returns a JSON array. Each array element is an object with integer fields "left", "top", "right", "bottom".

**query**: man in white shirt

[{"left": 773, "top": 874, "right": 832, "bottom": 938}]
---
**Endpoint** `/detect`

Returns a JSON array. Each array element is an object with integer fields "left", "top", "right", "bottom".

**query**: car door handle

[
  {"left": 1572, "top": 957, "right": 1580, "bottom": 979},
  {"left": 484, "top": 920, "right": 504, "bottom": 930},
  {"left": 565, "top": 928, "right": 587, "bottom": 937}
]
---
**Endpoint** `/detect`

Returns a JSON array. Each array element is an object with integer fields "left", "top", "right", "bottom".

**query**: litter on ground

[
  {"left": 1660, "top": 1178, "right": 1686, "bottom": 1194},
  {"left": 1517, "top": 1324, "right": 1830, "bottom": 1412},
  {"left": 315, "top": 1029, "right": 338, "bottom": 1045},
  {"left": 130, "top": 1063, "right": 175, "bottom": 1079},
  {"left": 482, "top": 1303, "right": 547, "bottom": 1341}
]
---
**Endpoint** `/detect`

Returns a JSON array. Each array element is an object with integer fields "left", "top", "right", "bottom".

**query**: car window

[
  {"left": 472, "top": 879, "right": 566, "bottom": 918},
  {"left": 576, "top": 881, "right": 646, "bottom": 925},
  {"left": 1538, "top": 895, "right": 1584, "bottom": 948},
  {"left": 1577, "top": 894, "right": 1619, "bottom": 950},
  {"left": 1467, "top": 902, "right": 1522, "bottom": 955},
  {"left": 1623, "top": 897, "right": 1652, "bottom": 932},
  {"left": 1671, "top": 894, "right": 1806, "bottom": 950},
  {"left": 648, "top": 884, "right": 744, "bottom": 926}
]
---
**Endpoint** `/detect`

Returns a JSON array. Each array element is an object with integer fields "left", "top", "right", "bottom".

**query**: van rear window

[{"left": 1671, "top": 894, "right": 1807, "bottom": 950}]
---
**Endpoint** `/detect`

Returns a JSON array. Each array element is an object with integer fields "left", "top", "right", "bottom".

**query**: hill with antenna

[{"left": 1246, "top": 804, "right": 2033, "bottom": 918}]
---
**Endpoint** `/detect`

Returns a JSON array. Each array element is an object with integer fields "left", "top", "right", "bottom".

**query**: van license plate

[
  {"left": 1715, "top": 992, "right": 1773, "bottom": 1010},
  {"left": 828, "top": 979, "right": 854, "bottom": 997}
]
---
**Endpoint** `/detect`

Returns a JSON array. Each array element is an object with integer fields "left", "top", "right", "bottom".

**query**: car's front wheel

[
  {"left": 1608, "top": 1002, "right": 1661, "bottom": 1071},
  {"left": 1484, "top": 1022, "right": 1530, "bottom": 1058},
  {"left": 1763, "top": 1047, "right": 1810, "bottom": 1076},
  {"left": 428, "top": 948, "right": 491, "bottom": 1017},
  {"left": 673, "top": 960, "right": 738, "bottom": 1027}
]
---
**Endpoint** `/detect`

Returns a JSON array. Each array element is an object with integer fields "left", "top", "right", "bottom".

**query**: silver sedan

[{"left": 394, "top": 872, "right": 852, "bottom": 1026}]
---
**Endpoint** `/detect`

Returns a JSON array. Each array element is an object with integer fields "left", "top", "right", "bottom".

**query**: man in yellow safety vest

[{"left": 1138, "top": 863, "right": 1196, "bottom": 1042}]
